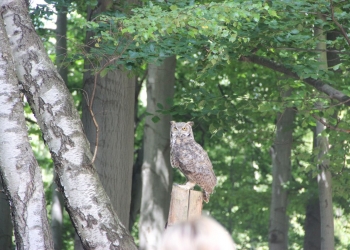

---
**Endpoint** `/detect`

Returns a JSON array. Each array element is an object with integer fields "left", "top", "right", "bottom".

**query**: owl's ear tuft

[
  {"left": 170, "top": 121, "right": 176, "bottom": 125},
  {"left": 187, "top": 121, "right": 194, "bottom": 126}
]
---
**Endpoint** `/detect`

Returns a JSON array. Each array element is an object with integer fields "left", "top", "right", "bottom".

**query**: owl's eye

[
  {"left": 173, "top": 127, "right": 178, "bottom": 131},
  {"left": 182, "top": 127, "right": 187, "bottom": 131}
]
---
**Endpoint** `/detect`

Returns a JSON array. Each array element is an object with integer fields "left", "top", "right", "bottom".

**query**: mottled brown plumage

[{"left": 170, "top": 121, "right": 217, "bottom": 202}]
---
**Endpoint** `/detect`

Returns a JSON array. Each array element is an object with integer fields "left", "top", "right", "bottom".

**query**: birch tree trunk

[
  {"left": 1, "top": 0, "right": 136, "bottom": 248},
  {"left": 0, "top": 17, "right": 53, "bottom": 249},
  {"left": 268, "top": 90, "right": 295, "bottom": 250},
  {"left": 139, "top": 56, "right": 176, "bottom": 250},
  {"left": 314, "top": 14, "right": 334, "bottom": 250},
  {"left": 51, "top": 3, "right": 68, "bottom": 249}
]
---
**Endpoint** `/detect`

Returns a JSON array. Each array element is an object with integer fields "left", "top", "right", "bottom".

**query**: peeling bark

[
  {"left": 1, "top": 0, "right": 136, "bottom": 249},
  {"left": 0, "top": 16, "right": 53, "bottom": 250}
]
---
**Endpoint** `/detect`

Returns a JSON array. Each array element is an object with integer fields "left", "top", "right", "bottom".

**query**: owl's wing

[
  {"left": 176, "top": 142, "right": 213, "bottom": 171},
  {"left": 176, "top": 142, "right": 216, "bottom": 189}
]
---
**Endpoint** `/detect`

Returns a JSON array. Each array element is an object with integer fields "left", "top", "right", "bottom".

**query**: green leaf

[
  {"left": 152, "top": 116, "right": 160, "bottom": 123},
  {"left": 332, "top": 63, "right": 342, "bottom": 71},
  {"left": 198, "top": 100, "right": 205, "bottom": 108},
  {"left": 170, "top": 5, "right": 178, "bottom": 11},
  {"left": 100, "top": 68, "right": 108, "bottom": 78},
  {"left": 209, "top": 124, "right": 217, "bottom": 134},
  {"left": 157, "top": 103, "right": 164, "bottom": 109}
]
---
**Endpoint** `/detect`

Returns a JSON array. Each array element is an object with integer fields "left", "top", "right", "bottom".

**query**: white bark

[
  {"left": 0, "top": 17, "right": 53, "bottom": 249},
  {"left": 314, "top": 13, "right": 334, "bottom": 250},
  {"left": 139, "top": 57, "right": 176, "bottom": 250},
  {"left": 268, "top": 94, "right": 295, "bottom": 250},
  {"left": 1, "top": 0, "right": 136, "bottom": 249}
]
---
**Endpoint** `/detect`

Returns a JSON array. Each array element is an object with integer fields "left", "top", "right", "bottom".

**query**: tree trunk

[
  {"left": 303, "top": 24, "right": 340, "bottom": 250},
  {"left": 129, "top": 144, "right": 143, "bottom": 231},
  {"left": 1, "top": 0, "right": 136, "bottom": 248},
  {"left": 315, "top": 121, "right": 334, "bottom": 250},
  {"left": 303, "top": 196, "right": 321, "bottom": 250},
  {"left": 139, "top": 56, "right": 175, "bottom": 250},
  {"left": 82, "top": 0, "right": 136, "bottom": 230},
  {"left": 129, "top": 77, "right": 146, "bottom": 231},
  {"left": 268, "top": 91, "right": 295, "bottom": 250},
  {"left": 0, "top": 16, "right": 53, "bottom": 249},
  {"left": 81, "top": 69, "right": 135, "bottom": 229},
  {"left": 314, "top": 14, "right": 334, "bottom": 250},
  {"left": 0, "top": 179, "right": 13, "bottom": 250},
  {"left": 51, "top": 3, "right": 68, "bottom": 250}
]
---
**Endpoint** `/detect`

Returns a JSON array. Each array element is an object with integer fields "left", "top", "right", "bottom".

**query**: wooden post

[{"left": 167, "top": 185, "right": 203, "bottom": 228}]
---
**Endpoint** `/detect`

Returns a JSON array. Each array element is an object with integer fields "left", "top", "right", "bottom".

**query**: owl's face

[{"left": 170, "top": 121, "right": 194, "bottom": 145}]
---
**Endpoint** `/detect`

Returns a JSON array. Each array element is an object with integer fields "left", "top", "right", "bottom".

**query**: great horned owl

[{"left": 170, "top": 121, "right": 217, "bottom": 202}]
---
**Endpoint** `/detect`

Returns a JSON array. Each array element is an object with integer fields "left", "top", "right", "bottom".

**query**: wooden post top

[{"left": 167, "top": 185, "right": 203, "bottom": 228}]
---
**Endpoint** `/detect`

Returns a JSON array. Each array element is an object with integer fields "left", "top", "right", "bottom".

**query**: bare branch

[
  {"left": 89, "top": 41, "right": 133, "bottom": 164},
  {"left": 312, "top": 114, "right": 350, "bottom": 133},
  {"left": 274, "top": 47, "right": 350, "bottom": 54},
  {"left": 330, "top": 0, "right": 350, "bottom": 46}
]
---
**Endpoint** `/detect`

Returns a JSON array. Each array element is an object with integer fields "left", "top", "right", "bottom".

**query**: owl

[{"left": 170, "top": 121, "right": 217, "bottom": 203}]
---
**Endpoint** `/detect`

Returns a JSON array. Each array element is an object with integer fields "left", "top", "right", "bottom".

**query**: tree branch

[
  {"left": 330, "top": 0, "right": 350, "bottom": 46},
  {"left": 312, "top": 114, "right": 350, "bottom": 133},
  {"left": 240, "top": 55, "right": 350, "bottom": 106},
  {"left": 274, "top": 47, "right": 350, "bottom": 54}
]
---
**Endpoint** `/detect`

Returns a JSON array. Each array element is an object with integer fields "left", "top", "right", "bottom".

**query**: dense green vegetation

[{"left": 29, "top": 0, "right": 350, "bottom": 249}]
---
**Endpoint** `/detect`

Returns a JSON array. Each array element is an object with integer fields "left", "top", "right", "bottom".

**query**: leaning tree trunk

[
  {"left": 0, "top": 17, "right": 53, "bottom": 249},
  {"left": 139, "top": 56, "right": 176, "bottom": 250},
  {"left": 51, "top": 2, "right": 68, "bottom": 250},
  {"left": 268, "top": 90, "right": 295, "bottom": 250},
  {"left": 314, "top": 14, "right": 334, "bottom": 250},
  {"left": 1, "top": 0, "right": 136, "bottom": 249}
]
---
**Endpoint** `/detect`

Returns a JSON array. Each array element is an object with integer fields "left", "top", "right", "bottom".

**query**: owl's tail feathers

[{"left": 203, "top": 191, "right": 211, "bottom": 203}]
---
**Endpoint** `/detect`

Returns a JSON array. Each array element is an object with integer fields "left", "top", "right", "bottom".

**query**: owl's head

[{"left": 170, "top": 121, "right": 194, "bottom": 143}]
